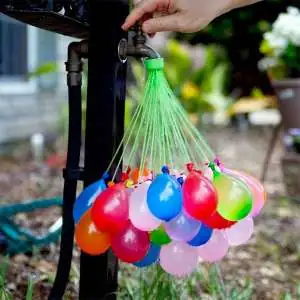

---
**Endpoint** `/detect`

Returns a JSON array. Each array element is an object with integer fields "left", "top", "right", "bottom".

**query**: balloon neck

[
  {"left": 208, "top": 162, "right": 221, "bottom": 179},
  {"left": 125, "top": 166, "right": 131, "bottom": 175},
  {"left": 125, "top": 179, "right": 134, "bottom": 188},
  {"left": 186, "top": 162, "right": 194, "bottom": 172},
  {"left": 107, "top": 181, "right": 115, "bottom": 187},
  {"left": 102, "top": 171, "right": 110, "bottom": 181},
  {"left": 177, "top": 176, "right": 184, "bottom": 186},
  {"left": 120, "top": 172, "right": 129, "bottom": 182},
  {"left": 213, "top": 157, "right": 223, "bottom": 169},
  {"left": 161, "top": 165, "right": 170, "bottom": 174}
]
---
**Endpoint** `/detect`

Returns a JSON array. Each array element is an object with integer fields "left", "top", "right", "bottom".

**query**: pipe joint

[{"left": 66, "top": 40, "right": 88, "bottom": 86}]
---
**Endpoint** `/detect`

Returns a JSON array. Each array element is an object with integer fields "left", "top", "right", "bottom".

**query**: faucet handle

[
  {"left": 130, "top": 23, "right": 142, "bottom": 33},
  {"left": 130, "top": 23, "right": 146, "bottom": 46}
]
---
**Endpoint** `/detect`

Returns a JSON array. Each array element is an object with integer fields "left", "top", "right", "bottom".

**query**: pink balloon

[
  {"left": 197, "top": 230, "right": 229, "bottom": 262},
  {"left": 129, "top": 181, "right": 162, "bottom": 231},
  {"left": 225, "top": 217, "right": 254, "bottom": 246},
  {"left": 222, "top": 168, "right": 266, "bottom": 217},
  {"left": 159, "top": 241, "right": 199, "bottom": 277}
]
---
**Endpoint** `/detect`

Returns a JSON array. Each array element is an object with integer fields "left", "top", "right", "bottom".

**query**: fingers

[
  {"left": 122, "top": 0, "right": 165, "bottom": 31},
  {"left": 142, "top": 14, "right": 181, "bottom": 33}
]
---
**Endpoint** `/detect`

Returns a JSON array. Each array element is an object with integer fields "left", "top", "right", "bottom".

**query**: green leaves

[
  {"left": 163, "top": 40, "right": 192, "bottom": 88},
  {"left": 28, "top": 62, "right": 58, "bottom": 78},
  {"left": 280, "top": 42, "right": 300, "bottom": 77},
  {"left": 127, "top": 40, "right": 232, "bottom": 123}
]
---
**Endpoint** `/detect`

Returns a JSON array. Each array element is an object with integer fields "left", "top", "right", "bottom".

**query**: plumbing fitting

[
  {"left": 65, "top": 39, "right": 88, "bottom": 86},
  {"left": 118, "top": 24, "right": 160, "bottom": 62}
]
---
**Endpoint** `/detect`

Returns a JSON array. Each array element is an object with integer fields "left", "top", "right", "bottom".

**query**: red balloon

[
  {"left": 202, "top": 211, "right": 236, "bottom": 229},
  {"left": 111, "top": 221, "right": 150, "bottom": 263},
  {"left": 91, "top": 183, "right": 129, "bottom": 234},
  {"left": 183, "top": 171, "right": 217, "bottom": 221}
]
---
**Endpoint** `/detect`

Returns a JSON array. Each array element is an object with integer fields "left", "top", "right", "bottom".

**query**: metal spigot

[{"left": 118, "top": 23, "right": 160, "bottom": 62}]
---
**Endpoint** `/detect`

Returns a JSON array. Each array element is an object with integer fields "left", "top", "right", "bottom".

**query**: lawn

[{"left": 0, "top": 126, "right": 299, "bottom": 299}]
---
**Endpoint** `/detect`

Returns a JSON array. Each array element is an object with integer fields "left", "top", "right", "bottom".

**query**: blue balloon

[
  {"left": 147, "top": 173, "right": 182, "bottom": 221},
  {"left": 187, "top": 223, "right": 213, "bottom": 247},
  {"left": 134, "top": 244, "right": 161, "bottom": 267},
  {"left": 73, "top": 179, "right": 106, "bottom": 224}
]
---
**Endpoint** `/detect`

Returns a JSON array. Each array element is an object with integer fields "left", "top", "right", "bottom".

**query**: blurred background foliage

[
  {"left": 126, "top": 40, "right": 233, "bottom": 125},
  {"left": 175, "top": 0, "right": 300, "bottom": 96},
  {"left": 31, "top": 0, "right": 300, "bottom": 134}
]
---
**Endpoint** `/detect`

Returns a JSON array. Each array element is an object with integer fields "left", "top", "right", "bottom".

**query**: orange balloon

[
  {"left": 75, "top": 210, "right": 111, "bottom": 255},
  {"left": 131, "top": 168, "right": 150, "bottom": 183}
]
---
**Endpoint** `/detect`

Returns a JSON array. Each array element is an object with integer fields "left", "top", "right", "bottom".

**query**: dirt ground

[{"left": 0, "top": 126, "right": 299, "bottom": 299}]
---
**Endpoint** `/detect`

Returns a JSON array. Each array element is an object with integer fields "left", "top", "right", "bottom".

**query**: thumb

[{"left": 142, "top": 14, "right": 182, "bottom": 33}]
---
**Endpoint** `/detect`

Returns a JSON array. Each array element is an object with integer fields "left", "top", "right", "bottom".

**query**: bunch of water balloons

[{"left": 72, "top": 57, "right": 266, "bottom": 277}]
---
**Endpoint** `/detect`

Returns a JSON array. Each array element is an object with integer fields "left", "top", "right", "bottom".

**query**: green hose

[{"left": 0, "top": 197, "right": 63, "bottom": 255}]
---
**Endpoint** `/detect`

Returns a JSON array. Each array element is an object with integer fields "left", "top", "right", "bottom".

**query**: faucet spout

[{"left": 118, "top": 24, "right": 160, "bottom": 62}]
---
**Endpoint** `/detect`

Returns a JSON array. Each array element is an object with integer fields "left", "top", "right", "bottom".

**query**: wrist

[
  {"left": 216, "top": 0, "right": 236, "bottom": 17},
  {"left": 228, "top": 0, "right": 262, "bottom": 11},
  {"left": 217, "top": 0, "right": 262, "bottom": 17}
]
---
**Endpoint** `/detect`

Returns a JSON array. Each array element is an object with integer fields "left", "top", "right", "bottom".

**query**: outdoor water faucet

[{"left": 118, "top": 23, "right": 160, "bottom": 62}]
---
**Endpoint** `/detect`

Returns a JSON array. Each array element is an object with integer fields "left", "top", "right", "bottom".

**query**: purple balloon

[
  {"left": 159, "top": 241, "right": 199, "bottom": 277},
  {"left": 225, "top": 217, "right": 254, "bottom": 246},
  {"left": 197, "top": 230, "right": 229, "bottom": 262},
  {"left": 164, "top": 211, "right": 201, "bottom": 241}
]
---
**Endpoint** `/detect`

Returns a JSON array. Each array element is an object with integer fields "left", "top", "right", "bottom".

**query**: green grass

[
  {"left": 0, "top": 256, "right": 12, "bottom": 300},
  {"left": 0, "top": 257, "right": 298, "bottom": 300},
  {"left": 0, "top": 256, "right": 34, "bottom": 300},
  {"left": 25, "top": 277, "right": 33, "bottom": 300},
  {"left": 118, "top": 263, "right": 254, "bottom": 300}
]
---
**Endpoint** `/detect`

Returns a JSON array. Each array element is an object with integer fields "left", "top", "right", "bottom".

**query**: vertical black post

[
  {"left": 80, "top": 1, "right": 129, "bottom": 299},
  {"left": 49, "top": 40, "right": 87, "bottom": 300}
]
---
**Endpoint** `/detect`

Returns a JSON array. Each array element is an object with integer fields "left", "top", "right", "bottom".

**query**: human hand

[
  {"left": 122, "top": 0, "right": 263, "bottom": 34},
  {"left": 122, "top": 0, "right": 233, "bottom": 34}
]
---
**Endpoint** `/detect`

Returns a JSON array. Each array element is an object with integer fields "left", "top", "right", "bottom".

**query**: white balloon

[{"left": 129, "top": 181, "right": 161, "bottom": 231}]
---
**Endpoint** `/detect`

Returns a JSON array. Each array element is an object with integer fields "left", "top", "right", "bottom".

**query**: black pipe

[
  {"left": 79, "top": 1, "right": 129, "bottom": 299},
  {"left": 48, "top": 41, "right": 87, "bottom": 300}
]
